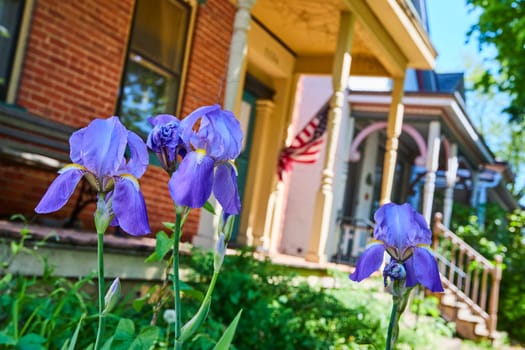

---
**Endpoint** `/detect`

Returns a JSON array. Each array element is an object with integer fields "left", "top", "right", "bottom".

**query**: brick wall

[
  {"left": 1, "top": 0, "right": 236, "bottom": 240},
  {"left": 16, "top": 0, "right": 133, "bottom": 127},
  {"left": 182, "top": 0, "right": 235, "bottom": 115}
]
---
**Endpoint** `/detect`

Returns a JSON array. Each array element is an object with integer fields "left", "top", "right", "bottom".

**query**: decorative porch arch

[{"left": 348, "top": 122, "right": 427, "bottom": 166}]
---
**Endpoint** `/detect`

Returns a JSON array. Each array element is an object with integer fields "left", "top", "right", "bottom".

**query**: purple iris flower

[
  {"left": 35, "top": 117, "right": 151, "bottom": 236},
  {"left": 147, "top": 114, "right": 184, "bottom": 173},
  {"left": 170, "top": 104, "right": 243, "bottom": 214},
  {"left": 349, "top": 203, "right": 443, "bottom": 292}
]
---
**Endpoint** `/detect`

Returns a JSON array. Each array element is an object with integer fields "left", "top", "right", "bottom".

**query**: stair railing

[{"left": 432, "top": 212, "right": 502, "bottom": 338}]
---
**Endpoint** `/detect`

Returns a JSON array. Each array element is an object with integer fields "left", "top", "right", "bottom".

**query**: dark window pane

[
  {"left": 118, "top": 0, "right": 189, "bottom": 136},
  {"left": 119, "top": 55, "right": 179, "bottom": 136},
  {"left": 0, "top": 0, "right": 25, "bottom": 101}
]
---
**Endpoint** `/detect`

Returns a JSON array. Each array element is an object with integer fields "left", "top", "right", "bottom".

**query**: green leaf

[
  {"left": 0, "top": 332, "right": 16, "bottom": 345},
  {"left": 10, "top": 241, "right": 19, "bottom": 255},
  {"left": 162, "top": 222, "right": 175, "bottom": 231},
  {"left": 155, "top": 231, "right": 173, "bottom": 260},
  {"left": 213, "top": 309, "right": 243, "bottom": 350},
  {"left": 18, "top": 333, "right": 47, "bottom": 350},
  {"left": 64, "top": 315, "right": 84, "bottom": 350},
  {"left": 9, "top": 213, "right": 27, "bottom": 224},
  {"left": 132, "top": 295, "right": 148, "bottom": 312},
  {"left": 129, "top": 326, "right": 160, "bottom": 349},
  {"left": 114, "top": 318, "right": 135, "bottom": 340},
  {"left": 203, "top": 201, "right": 216, "bottom": 215},
  {"left": 144, "top": 251, "right": 159, "bottom": 263},
  {"left": 100, "top": 337, "right": 113, "bottom": 350},
  {"left": 179, "top": 298, "right": 211, "bottom": 343}
]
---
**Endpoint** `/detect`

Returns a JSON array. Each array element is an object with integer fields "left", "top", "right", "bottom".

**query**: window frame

[
  {"left": 1, "top": 0, "right": 33, "bottom": 104},
  {"left": 116, "top": 0, "right": 197, "bottom": 126}
]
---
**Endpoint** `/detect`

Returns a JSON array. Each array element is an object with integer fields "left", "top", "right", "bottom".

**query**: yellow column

[
  {"left": 305, "top": 11, "right": 355, "bottom": 263},
  {"left": 379, "top": 75, "right": 406, "bottom": 205},
  {"left": 242, "top": 99, "right": 276, "bottom": 247}
]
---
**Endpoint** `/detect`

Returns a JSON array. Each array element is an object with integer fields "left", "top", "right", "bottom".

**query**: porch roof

[{"left": 250, "top": 0, "right": 436, "bottom": 77}]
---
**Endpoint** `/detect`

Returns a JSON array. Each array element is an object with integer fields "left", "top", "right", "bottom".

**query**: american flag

[{"left": 277, "top": 102, "right": 330, "bottom": 181}]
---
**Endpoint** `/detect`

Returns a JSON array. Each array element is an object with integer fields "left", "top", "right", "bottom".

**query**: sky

[{"left": 426, "top": 0, "right": 479, "bottom": 73}]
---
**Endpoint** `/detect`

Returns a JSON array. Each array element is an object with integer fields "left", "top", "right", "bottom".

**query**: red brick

[{"left": 5, "top": 0, "right": 236, "bottom": 241}]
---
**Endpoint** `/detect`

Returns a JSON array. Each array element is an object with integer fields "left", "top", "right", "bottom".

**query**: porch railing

[{"left": 432, "top": 212, "right": 502, "bottom": 338}]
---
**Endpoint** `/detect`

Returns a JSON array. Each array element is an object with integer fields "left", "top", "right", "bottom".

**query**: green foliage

[
  {"left": 1, "top": 227, "right": 463, "bottom": 349},
  {"left": 450, "top": 202, "right": 508, "bottom": 260},
  {"left": 466, "top": 0, "right": 525, "bottom": 204},
  {"left": 497, "top": 209, "right": 525, "bottom": 343},
  {"left": 467, "top": 0, "right": 525, "bottom": 123},
  {"left": 452, "top": 204, "right": 525, "bottom": 344},
  {"left": 184, "top": 249, "right": 453, "bottom": 350}
]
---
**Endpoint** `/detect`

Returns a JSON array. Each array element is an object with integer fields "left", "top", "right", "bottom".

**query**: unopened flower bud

[
  {"left": 220, "top": 214, "right": 235, "bottom": 242},
  {"left": 94, "top": 194, "right": 113, "bottom": 234},
  {"left": 103, "top": 277, "right": 121, "bottom": 314}
]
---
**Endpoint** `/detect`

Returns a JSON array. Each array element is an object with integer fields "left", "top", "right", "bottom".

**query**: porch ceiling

[{"left": 251, "top": 0, "right": 436, "bottom": 77}]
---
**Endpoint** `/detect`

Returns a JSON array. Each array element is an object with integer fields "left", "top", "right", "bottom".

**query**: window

[
  {"left": 0, "top": 0, "right": 26, "bottom": 102},
  {"left": 117, "top": 0, "right": 191, "bottom": 136}
]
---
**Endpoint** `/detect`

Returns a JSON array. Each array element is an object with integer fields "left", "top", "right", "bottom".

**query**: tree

[
  {"left": 466, "top": 0, "right": 525, "bottom": 123},
  {"left": 465, "top": 2, "right": 525, "bottom": 204}
]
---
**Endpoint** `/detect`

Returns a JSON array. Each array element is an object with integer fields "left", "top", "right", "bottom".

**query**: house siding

[{"left": 0, "top": 0, "right": 235, "bottom": 240}]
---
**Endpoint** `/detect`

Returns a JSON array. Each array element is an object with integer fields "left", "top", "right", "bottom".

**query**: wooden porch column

[
  {"left": 246, "top": 99, "right": 276, "bottom": 247},
  {"left": 194, "top": 0, "right": 256, "bottom": 249},
  {"left": 305, "top": 11, "right": 355, "bottom": 263},
  {"left": 422, "top": 121, "right": 441, "bottom": 222},
  {"left": 224, "top": 0, "right": 257, "bottom": 112},
  {"left": 443, "top": 143, "right": 458, "bottom": 227},
  {"left": 379, "top": 75, "right": 405, "bottom": 205}
]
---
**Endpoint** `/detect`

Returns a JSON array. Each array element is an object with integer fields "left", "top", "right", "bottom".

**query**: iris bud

[{"left": 103, "top": 277, "right": 121, "bottom": 314}]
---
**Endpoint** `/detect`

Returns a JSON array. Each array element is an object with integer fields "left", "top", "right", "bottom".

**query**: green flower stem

[
  {"left": 94, "top": 231, "right": 105, "bottom": 350},
  {"left": 93, "top": 193, "right": 111, "bottom": 350},
  {"left": 386, "top": 297, "right": 399, "bottom": 350},
  {"left": 385, "top": 281, "right": 412, "bottom": 350},
  {"left": 205, "top": 270, "right": 220, "bottom": 302},
  {"left": 173, "top": 209, "right": 183, "bottom": 350}
]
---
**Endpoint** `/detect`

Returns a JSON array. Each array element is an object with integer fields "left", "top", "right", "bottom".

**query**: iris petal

[
  {"left": 382, "top": 203, "right": 414, "bottom": 251},
  {"left": 124, "top": 130, "right": 149, "bottom": 178},
  {"left": 69, "top": 127, "right": 86, "bottom": 164},
  {"left": 412, "top": 208, "right": 432, "bottom": 245},
  {"left": 213, "top": 163, "right": 241, "bottom": 214},
  {"left": 112, "top": 178, "right": 150, "bottom": 236},
  {"left": 146, "top": 114, "right": 181, "bottom": 157},
  {"left": 81, "top": 117, "right": 127, "bottom": 176},
  {"left": 169, "top": 152, "right": 214, "bottom": 208},
  {"left": 403, "top": 257, "right": 419, "bottom": 288},
  {"left": 148, "top": 114, "right": 179, "bottom": 127},
  {"left": 349, "top": 243, "right": 385, "bottom": 282},
  {"left": 35, "top": 168, "right": 83, "bottom": 213},
  {"left": 205, "top": 108, "right": 243, "bottom": 160},
  {"left": 413, "top": 247, "right": 444, "bottom": 292},
  {"left": 180, "top": 105, "right": 219, "bottom": 146}
]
